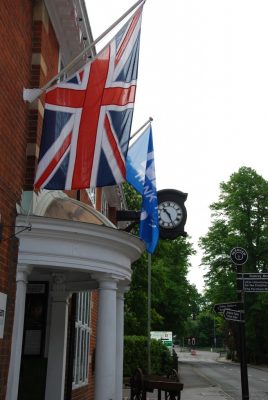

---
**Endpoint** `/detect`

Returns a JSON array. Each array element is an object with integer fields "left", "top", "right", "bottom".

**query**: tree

[
  {"left": 123, "top": 183, "right": 199, "bottom": 338},
  {"left": 124, "top": 236, "right": 198, "bottom": 336},
  {"left": 151, "top": 237, "right": 197, "bottom": 337},
  {"left": 199, "top": 167, "right": 268, "bottom": 362}
]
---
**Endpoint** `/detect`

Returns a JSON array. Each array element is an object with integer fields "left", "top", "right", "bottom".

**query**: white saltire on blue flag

[{"left": 126, "top": 125, "right": 159, "bottom": 253}]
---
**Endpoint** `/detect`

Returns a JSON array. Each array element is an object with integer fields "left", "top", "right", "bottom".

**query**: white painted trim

[
  {"left": 5, "top": 265, "right": 32, "bottom": 400},
  {"left": 44, "top": 0, "right": 94, "bottom": 68},
  {"left": 116, "top": 288, "right": 125, "bottom": 400},
  {"left": 16, "top": 215, "right": 144, "bottom": 282},
  {"left": 94, "top": 278, "right": 117, "bottom": 400}
]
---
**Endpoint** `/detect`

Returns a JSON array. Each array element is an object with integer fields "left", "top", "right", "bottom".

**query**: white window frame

[
  {"left": 86, "top": 188, "right": 96, "bottom": 207},
  {"left": 72, "top": 291, "right": 92, "bottom": 388},
  {"left": 101, "top": 194, "right": 109, "bottom": 217}
]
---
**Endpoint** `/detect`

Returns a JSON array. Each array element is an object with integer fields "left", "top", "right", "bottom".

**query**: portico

[{"left": 6, "top": 196, "right": 144, "bottom": 400}]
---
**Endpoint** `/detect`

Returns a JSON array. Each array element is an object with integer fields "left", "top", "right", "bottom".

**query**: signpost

[
  {"left": 238, "top": 273, "right": 268, "bottom": 279},
  {"left": 215, "top": 248, "right": 268, "bottom": 399},
  {"left": 230, "top": 247, "right": 248, "bottom": 266},
  {"left": 237, "top": 273, "right": 268, "bottom": 292},
  {"left": 223, "top": 308, "right": 244, "bottom": 322},
  {"left": 230, "top": 247, "right": 249, "bottom": 400},
  {"left": 214, "top": 302, "right": 243, "bottom": 315}
]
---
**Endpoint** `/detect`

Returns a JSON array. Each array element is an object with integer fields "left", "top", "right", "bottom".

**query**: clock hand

[{"left": 163, "top": 208, "right": 175, "bottom": 227}]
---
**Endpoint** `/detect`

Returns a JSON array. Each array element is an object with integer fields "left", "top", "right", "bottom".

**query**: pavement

[
  {"left": 122, "top": 349, "right": 228, "bottom": 399},
  {"left": 123, "top": 384, "right": 229, "bottom": 400},
  {"left": 122, "top": 347, "right": 268, "bottom": 399}
]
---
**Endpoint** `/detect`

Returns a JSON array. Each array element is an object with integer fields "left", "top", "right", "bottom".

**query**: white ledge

[{"left": 16, "top": 215, "right": 144, "bottom": 282}]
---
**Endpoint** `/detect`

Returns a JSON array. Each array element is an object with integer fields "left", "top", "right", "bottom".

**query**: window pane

[{"left": 72, "top": 291, "right": 91, "bottom": 387}]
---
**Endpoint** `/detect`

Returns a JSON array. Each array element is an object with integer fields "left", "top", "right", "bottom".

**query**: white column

[
  {"left": 45, "top": 274, "right": 70, "bottom": 400},
  {"left": 6, "top": 265, "right": 32, "bottom": 400},
  {"left": 94, "top": 278, "right": 118, "bottom": 400},
  {"left": 115, "top": 286, "right": 127, "bottom": 400}
]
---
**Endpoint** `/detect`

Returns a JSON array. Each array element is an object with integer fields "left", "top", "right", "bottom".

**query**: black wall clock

[{"left": 157, "top": 189, "right": 187, "bottom": 239}]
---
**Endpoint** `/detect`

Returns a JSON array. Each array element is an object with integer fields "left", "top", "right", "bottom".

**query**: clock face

[
  {"left": 158, "top": 201, "right": 183, "bottom": 229},
  {"left": 157, "top": 189, "right": 187, "bottom": 239}
]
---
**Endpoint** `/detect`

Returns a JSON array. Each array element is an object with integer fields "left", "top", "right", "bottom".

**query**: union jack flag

[{"left": 34, "top": 5, "right": 143, "bottom": 190}]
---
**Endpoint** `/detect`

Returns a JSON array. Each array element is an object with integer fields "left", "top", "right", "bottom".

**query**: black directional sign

[
  {"left": 237, "top": 273, "right": 268, "bottom": 279},
  {"left": 237, "top": 273, "right": 268, "bottom": 292},
  {"left": 243, "top": 279, "right": 268, "bottom": 292},
  {"left": 214, "top": 302, "right": 243, "bottom": 315},
  {"left": 223, "top": 308, "right": 244, "bottom": 322}
]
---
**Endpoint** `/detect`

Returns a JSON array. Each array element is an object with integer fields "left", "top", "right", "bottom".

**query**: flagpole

[
  {"left": 147, "top": 251, "right": 152, "bottom": 374},
  {"left": 23, "top": 0, "right": 145, "bottom": 102},
  {"left": 130, "top": 116, "right": 153, "bottom": 142},
  {"left": 120, "top": 116, "right": 152, "bottom": 150}
]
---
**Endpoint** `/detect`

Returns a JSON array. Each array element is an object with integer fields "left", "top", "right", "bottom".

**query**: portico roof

[{"left": 16, "top": 214, "right": 144, "bottom": 284}]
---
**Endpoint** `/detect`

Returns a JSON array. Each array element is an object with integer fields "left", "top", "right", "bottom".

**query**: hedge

[{"left": 123, "top": 336, "right": 174, "bottom": 376}]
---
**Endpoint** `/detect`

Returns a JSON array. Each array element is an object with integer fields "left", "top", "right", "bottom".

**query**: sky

[{"left": 86, "top": 0, "right": 268, "bottom": 292}]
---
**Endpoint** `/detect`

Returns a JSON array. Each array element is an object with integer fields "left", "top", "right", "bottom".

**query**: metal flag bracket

[{"left": 0, "top": 223, "right": 32, "bottom": 242}]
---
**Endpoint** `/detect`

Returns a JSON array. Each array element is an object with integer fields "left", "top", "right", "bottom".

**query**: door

[{"left": 18, "top": 282, "right": 48, "bottom": 400}]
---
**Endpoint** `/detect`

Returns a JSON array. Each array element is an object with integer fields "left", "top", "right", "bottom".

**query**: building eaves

[{"left": 44, "top": 0, "right": 95, "bottom": 69}]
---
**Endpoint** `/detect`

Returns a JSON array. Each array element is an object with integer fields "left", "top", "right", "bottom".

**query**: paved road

[
  {"left": 177, "top": 348, "right": 268, "bottom": 400},
  {"left": 123, "top": 350, "right": 226, "bottom": 399},
  {"left": 177, "top": 349, "right": 230, "bottom": 399},
  {"left": 123, "top": 348, "right": 268, "bottom": 399}
]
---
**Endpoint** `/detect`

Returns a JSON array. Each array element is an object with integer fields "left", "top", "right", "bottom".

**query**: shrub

[{"left": 124, "top": 336, "right": 173, "bottom": 376}]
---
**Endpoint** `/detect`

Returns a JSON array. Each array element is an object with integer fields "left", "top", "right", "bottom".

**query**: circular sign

[{"left": 230, "top": 247, "right": 248, "bottom": 265}]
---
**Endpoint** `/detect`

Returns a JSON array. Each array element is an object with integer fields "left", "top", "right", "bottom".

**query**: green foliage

[
  {"left": 123, "top": 336, "right": 173, "bottom": 376},
  {"left": 151, "top": 238, "right": 198, "bottom": 336},
  {"left": 199, "top": 166, "right": 268, "bottom": 363},
  {"left": 124, "top": 253, "right": 151, "bottom": 335},
  {"left": 124, "top": 237, "right": 199, "bottom": 337},
  {"left": 123, "top": 182, "right": 142, "bottom": 210},
  {"left": 245, "top": 293, "right": 268, "bottom": 363},
  {"left": 184, "top": 310, "right": 225, "bottom": 349},
  {"left": 123, "top": 180, "right": 200, "bottom": 337}
]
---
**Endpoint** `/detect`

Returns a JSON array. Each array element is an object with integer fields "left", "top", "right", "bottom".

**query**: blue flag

[{"left": 126, "top": 125, "right": 159, "bottom": 253}]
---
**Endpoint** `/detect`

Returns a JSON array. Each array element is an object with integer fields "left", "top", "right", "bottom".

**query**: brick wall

[
  {"left": 0, "top": 1, "right": 33, "bottom": 398},
  {"left": 0, "top": 2, "right": 100, "bottom": 398},
  {"left": 65, "top": 190, "right": 94, "bottom": 207},
  {"left": 0, "top": 0, "right": 33, "bottom": 203},
  {"left": 25, "top": 0, "right": 59, "bottom": 190}
]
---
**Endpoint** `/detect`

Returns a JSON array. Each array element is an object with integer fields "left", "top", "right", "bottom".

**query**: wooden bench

[{"left": 128, "top": 368, "right": 184, "bottom": 400}]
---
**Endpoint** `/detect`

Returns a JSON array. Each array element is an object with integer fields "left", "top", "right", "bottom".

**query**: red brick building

[{"left": 0, "top": 1, "right": 144, "bottom": 399}]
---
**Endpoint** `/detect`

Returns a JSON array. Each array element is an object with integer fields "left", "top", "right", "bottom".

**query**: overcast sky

[{"left": 86, "top": 0, "right": 268, "bottom": 292}]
